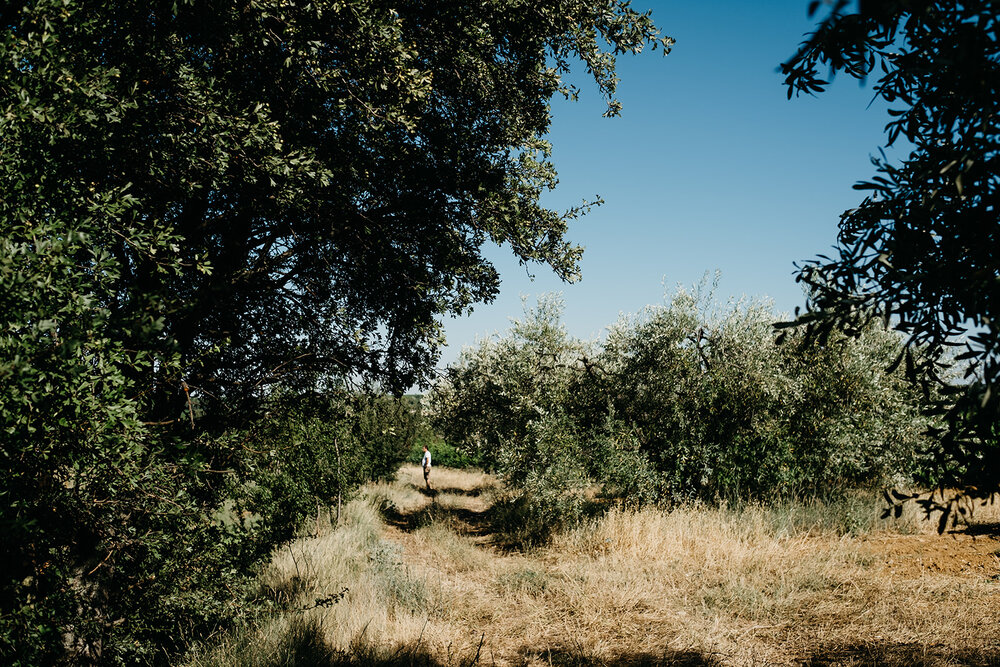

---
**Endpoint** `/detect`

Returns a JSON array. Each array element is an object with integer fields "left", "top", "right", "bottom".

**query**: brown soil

[{"left": 864, "top": 529, "right": 1000, "bottom": 578}]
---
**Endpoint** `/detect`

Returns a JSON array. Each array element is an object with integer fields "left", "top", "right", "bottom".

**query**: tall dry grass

[{"left": 187, "top": 467, "right": 1000, "bottom": 666}]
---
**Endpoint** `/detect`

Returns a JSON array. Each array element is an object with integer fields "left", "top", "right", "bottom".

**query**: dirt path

[{"left": 379, "top": 465, "right": 498, "bottom": 542}]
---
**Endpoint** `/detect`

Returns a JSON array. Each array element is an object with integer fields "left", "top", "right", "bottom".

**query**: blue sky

[{"left": 436, "top": 0, "right": 903, "bottom": 369}]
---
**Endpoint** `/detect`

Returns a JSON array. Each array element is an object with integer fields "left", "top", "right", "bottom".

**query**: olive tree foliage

[
  {"left": 429, "top": 295, "right": 654, "bottom": 544},
  {"left": 0, "top": 0, "right": 671, "bottom": 662},
  {"left": 589, "top": 285, "right": 932, "bottom": 501},
  {"left": 431, "top": 287, "right": 932, "bottom": 532},
  {"left": 429, "top": 295, "right": 591, "bottom": 473},
  {"left": 779, "top": 0, "right": 1000, "bottom": 513},
  {"left": 594, "top": 289, "right": 797, "bottom": 501}
]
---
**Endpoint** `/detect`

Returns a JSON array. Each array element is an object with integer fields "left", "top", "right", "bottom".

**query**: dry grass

[{"left": 188, "top": 467, "right": 1000, "bottom": 667}]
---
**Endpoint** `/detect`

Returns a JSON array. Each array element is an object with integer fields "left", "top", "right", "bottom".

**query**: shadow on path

[
  {"left": 953, "top": 520, "right": 1000, "bottom": 538},
  {"left": 795, "top": 641, "right": 1000, "bottom": 666},
  {"left": 379, "top": 485, "right": 493, "bottom": 538},
  {"left": 272, "top": 617, "right": 724, "bottom": 666},
  {"left": 423, "top": 485, "right": 488, "bottom": 498}
]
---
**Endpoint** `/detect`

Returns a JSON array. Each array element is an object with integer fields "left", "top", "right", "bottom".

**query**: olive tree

[
  {"left": 779, "top": 0, "right": 1000, "bottom": 516},
  {"left": 432, "top": 288, "right": 932, "bottom": 529}
]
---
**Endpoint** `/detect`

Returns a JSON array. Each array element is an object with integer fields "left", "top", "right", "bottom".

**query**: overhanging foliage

[{"left": 779, "top": 0, "right": 1000, "bottom": 517}]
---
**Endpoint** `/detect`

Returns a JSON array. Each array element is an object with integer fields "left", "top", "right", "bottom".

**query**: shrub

[
  {"left": 483, "top": 411, "right": 590, "bottom": 546},
  {"left": 430, "top": 286, "right": 936, "bottom": 518},
  {"left": 428, "top": 295, "right": 592, "bottom": 473},
  {"left": 228, "top": 391, "right": 415, "bottom": 559},
  {"left": 407, "top": 438, "right": 473, "bottom": 469}
]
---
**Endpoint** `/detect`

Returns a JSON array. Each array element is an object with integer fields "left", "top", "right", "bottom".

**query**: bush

[
  {"left": 228, "top": 391, "right": 416, "bottom": 558},
  {"left": 430, "top": 286, "right": 936, "bottom": 520},
  {"left": 406, "top": 438, "right": 473, "bottom": 469},
  {"left": 0, "top": 385, "right": 414, "bottom": 666},
  {"left": 592, "top": 286, "right": 933, "bottom": 500},
  {"left": 477, "top": 411, "right": 589, "bottom": 547},
  {"left": 428, "top": 295, "right": 592, "bottom": 473}
]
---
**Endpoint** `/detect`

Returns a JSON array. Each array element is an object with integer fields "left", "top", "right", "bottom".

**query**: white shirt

[{"left": 421, "top": 449, "right": 431, "bottom": 468}]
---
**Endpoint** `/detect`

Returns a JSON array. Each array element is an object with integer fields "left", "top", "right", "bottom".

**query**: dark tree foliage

[
  {"left": 779, "top": 0, "right": 1000, "bottom": 519},
  {"left": 0, "top": 1, "right": 670, "bottom": 663}
]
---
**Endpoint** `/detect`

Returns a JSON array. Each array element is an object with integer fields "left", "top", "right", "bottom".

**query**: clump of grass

[
  {"left": 190, "top": 494, "right": 438, "bottom": 666},
  {"left": 367, "top": 538, "right": 429, "bottom": 614},
  {"left": 550, "top": 503, "right": 870, "bottom": 632},
  {"left": 410, "top": 522, "right": 489, "bottom": 573},
  {"left": 186, "top": 615, "right": 335, "bottom": 667},
  {"left": 362, "top": 479, "right": 426, "bottom": 518},
  {"left": 263, "top": 616, "right": 336, "bottom": 666},
  {"left": 753, "top": 490, "right": 922, "bottom": 537},
  {"left": 495, "top": 567, "right": 549, "bottom": 597}
]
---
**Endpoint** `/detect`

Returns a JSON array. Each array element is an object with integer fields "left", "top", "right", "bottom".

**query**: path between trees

[{"left": 364, "top": 465, "right": 1000, "bottom": 666}]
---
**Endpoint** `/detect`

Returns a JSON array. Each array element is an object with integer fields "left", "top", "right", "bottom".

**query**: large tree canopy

[
  {"left": 0, "top": 1, "right": 670, "bottom": 662},
  {"left": 779, "top": 0, "right": 1000, "bottom": 506},
  {"left": 1, "top": 0, "right": 671, "bottom": 407}
]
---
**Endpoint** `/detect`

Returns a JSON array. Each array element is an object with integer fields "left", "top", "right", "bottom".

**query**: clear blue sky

[{"left": 436, "top": 0, "right": 902, "bottom": 370}]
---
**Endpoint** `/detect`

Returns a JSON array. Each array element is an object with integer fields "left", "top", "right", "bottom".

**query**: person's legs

[{"left": 423, "top": 466, "right": 431, "bottom": 490}]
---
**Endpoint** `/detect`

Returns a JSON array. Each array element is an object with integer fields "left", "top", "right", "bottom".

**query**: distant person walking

[{"left": 421, "top": 444, "right": 432, "bottom": 491}]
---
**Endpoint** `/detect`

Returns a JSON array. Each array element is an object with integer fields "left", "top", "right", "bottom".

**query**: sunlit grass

[{"left": 187, "top": 467, "right": 1000, "bottom": 667}]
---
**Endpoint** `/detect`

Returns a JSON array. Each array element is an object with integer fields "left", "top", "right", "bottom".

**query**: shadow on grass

[
  {"left": 388, "top": 490, "right": 611, "bottom": 552},
  {"left": 378, "top": 496, "right": 493, "bottom": 538},
  {"left": 263, "top": 619, "right": 1000, "bottom": 667},
  {"left": 423, "top": 485, "right": 489, "bottom": 498},
  {"left": 796, "top": 642, "right": 1000, "bottom": 666},
  {"left": 269, "top": 619, "right": 723, "bottom": 666},
  {"left": 513, "top": 647, "right": 724, "bottom": 666}
]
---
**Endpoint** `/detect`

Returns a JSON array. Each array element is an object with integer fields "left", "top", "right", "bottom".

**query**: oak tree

[{"left": 0, "top": 1, "right": 670, "bottom": 662}]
